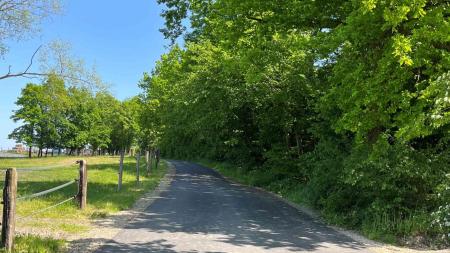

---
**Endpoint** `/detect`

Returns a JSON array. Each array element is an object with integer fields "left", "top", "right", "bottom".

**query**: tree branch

[
  {"left": 0, "top": 45, "right": 41, "bottom": 80},
  {"left": 0, "top": 45, "right": 93, "bottom": 86},
  {"left": 246, "top": 15, "right": 264, "bottom": 22}
]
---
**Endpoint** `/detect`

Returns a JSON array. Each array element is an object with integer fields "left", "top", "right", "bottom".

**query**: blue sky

[{"left": 0, "top": 0, "right": 169, "bottom": 149}]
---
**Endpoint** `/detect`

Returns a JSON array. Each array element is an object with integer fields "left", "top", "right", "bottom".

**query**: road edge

[
  {"left": 67, "top": 160, "right": 176, "bottom": 253},
  {"left": 197, "top": 162, "right": 400, "bottom": 253},
  {"left": 200, "top": 162, "right": 450, "bottom": 253}
]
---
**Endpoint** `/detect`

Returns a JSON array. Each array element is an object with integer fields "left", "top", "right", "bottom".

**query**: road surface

[{"left": 95, "top": 160, "right": 370, "bottom": 253}]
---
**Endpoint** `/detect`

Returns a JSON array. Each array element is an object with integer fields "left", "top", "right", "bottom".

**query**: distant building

[{"left": 12, "top": 144, "right": 26, "bottom": 153}]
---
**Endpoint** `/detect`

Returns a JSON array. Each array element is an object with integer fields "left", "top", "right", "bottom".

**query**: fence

[{"left": 0, "top": 160, "right": 87, "bottom": 251}]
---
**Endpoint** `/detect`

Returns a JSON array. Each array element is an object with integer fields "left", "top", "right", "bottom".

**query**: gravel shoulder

[{"left": 67, "top": 162, "right": 176, "bottom": 252}]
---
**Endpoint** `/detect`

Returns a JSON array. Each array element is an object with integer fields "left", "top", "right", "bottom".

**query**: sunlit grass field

[{"left": 0, "top": 155, "right": 167, "bottom": 252}]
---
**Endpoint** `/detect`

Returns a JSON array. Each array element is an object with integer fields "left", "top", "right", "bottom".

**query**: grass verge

[{"left": 0, "top": 156, "right": 167, "bottom": 253}]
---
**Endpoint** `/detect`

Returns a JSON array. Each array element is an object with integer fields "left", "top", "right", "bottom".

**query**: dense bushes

[{"left": 140, "top": 0, "right": 449, "bottom": 245}]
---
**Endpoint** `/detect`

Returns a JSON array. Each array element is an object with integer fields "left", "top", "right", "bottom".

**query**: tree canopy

[
  {"left": 9, "top": 75, "right": 142, "bottom": 157},
  {"left": 139, "top": 0, "right": 449, "bottom": 244}
]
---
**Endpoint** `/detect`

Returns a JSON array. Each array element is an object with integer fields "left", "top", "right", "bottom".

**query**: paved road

[{"left": 95, "top": 161, "right": 370, "bottom": 253}]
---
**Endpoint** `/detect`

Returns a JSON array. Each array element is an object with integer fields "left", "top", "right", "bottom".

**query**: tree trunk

[
  {"left": 28, "top": 146, "right": 32, "bottom": 158},
  {"left": 285, "top": 132, "right": 290, "bottom": 151},
  {"left": 148, "top": 148, "right": 153, "bottom": 176},
  {"left": 136, "top": 152, "right": 140, "bottom": 184},
  {"left": 118, "top": 150, "right": 124, "bottom": 191},
  {"left": 295, "top": 132, "right": 302, "bottom": 157}
]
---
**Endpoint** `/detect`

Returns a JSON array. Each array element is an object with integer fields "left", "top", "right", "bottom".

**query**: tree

[
  {"left": 88, "top": 91, "right": 117, "bottom": 155},
  {"left": 8, "top": 83, "right": 42, "bottom": 157},
  {"left": 111, "top": 98, "right": 139, "bottom": 190},
  {"left": 148, "top": 0, "right": 450, "bottom": 242},
  {"left": 9, "top": 75, "right": 70, "bottom": 157},
  {"left": 1, "top": 39, "right": 107, "bottom": 92},
  {"left": 0, "top": 0, "right": 61, "bottom": 56}
]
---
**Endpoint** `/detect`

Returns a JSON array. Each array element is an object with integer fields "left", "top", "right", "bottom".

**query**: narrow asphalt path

[{"left": 95, "top": 161, "right": 370, "bottom": 253}]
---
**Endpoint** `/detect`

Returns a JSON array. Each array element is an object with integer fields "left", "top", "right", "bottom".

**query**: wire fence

[
  {"left": 1, "top": 162, "right": 85, "bottom": 224},
  {"left": 16, "top": 179, "right": 77, "bottom": 201},
  {"left": 0, "top": 163, "right": 80, "bottom": 218},
  {"left": 15, "top": 177, "right": 79, "bottom": 220},
  {"left": 16, "top": 196, "right": 76, "bottom": 221},
  {"left": 0, "top": 162, "right": 78, "bottom": 172},
  {"left": 0, "top": 160, "right": 87, "bottom": 250}
]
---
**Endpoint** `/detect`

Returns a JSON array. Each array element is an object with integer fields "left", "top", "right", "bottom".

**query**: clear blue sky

[{"left": 0, "top": 1, "right": 169, "bottom": 149}]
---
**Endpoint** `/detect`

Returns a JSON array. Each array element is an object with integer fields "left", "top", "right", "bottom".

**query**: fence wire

[
  {"left": 16, "top": 179, "right": 77, "bottom": 201},
  {"left": 0, "top": 163, "right": 77, "bottom": 172},
  {"left": 16, "top": 196, "right": 76, "bottom": 221},
  {"left": 0, "top": 162, "right": 81, "bottom": 223}
]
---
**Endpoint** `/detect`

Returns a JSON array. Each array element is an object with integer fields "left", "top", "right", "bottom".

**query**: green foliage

[
  {"left": 109, "top": 98, "right": 140, "bottom": 151},
  {"left": 9, "top": 75, "right": 143, "bottom": 156},
  {"left": 147, "top": 0, "right": 450, "bottom": 246}
]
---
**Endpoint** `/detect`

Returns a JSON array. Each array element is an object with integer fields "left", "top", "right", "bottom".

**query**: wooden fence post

[
  {"left": 77, "top": 160, "right": 87, "bottom": 209},
  {"left": 2, "top": 168, "right": 17, "bottom": 251},
  {"left": 136, "top": 152, "right": 140, "bottom": 184},
  {"left": 118, "top": 150, "right": 124, "bottom": 191}
]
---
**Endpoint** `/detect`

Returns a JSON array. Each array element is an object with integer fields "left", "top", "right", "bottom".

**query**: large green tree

[
  {"left": 144, "top": 0, "right": 449, "bottom": 243},
  {"left": 9, "top": 83, "right": 43, "bottom": 157}
]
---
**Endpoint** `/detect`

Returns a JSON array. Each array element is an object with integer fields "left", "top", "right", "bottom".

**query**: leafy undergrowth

[
  {"left": 0, "top": 156, "right": 167, "bottom": 252},
  {"left": 197, "top": 159, "right": 449, "bottom": 249}
]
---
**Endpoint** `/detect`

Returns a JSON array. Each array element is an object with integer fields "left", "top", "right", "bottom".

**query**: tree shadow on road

[{"left": 82, "top": 161, "right": 369, "bottom": 252}]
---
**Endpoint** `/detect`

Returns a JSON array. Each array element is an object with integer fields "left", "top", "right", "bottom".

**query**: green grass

[
  {"left": 0, "top": 155, "right": 167, "bottom": 252},
  {"left": 0, "top": 234, "right": 66, "bottom": 253},
  {"left": 0, "top": 156, "right": 120, "bottom": 169}
]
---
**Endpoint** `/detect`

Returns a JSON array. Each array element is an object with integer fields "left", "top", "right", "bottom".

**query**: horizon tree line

[{"left": 9, "top": 74, "right": 147, "bottom": 158}]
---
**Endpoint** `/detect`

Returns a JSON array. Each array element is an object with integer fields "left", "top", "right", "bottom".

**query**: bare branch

[
  {"left": 24, "top": 45, "right": 41, "bottom": 73},
  {"left": 0, "top": 45, "right": 41, "bottom": 80},
  {"left": 0, "top": 45, "right": 93, "bottom": 86}
]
